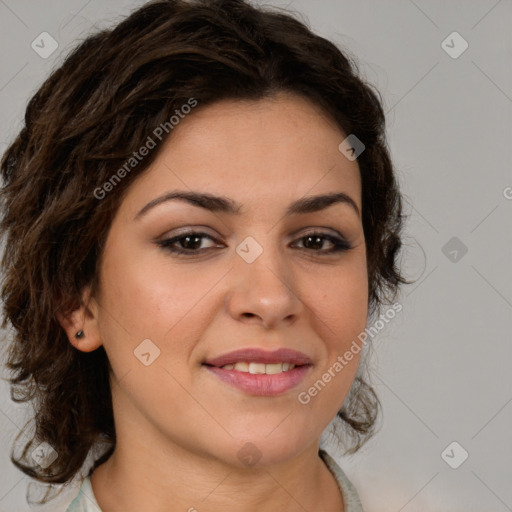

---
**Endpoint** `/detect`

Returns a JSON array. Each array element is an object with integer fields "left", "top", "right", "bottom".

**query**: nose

[{"left": 225, "top": 243, "right": 304, "bottom": 329}]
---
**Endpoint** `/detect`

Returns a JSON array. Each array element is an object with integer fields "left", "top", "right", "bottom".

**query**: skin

[{"left": 58, "top": 92, "right": 368, "bottom": 512}]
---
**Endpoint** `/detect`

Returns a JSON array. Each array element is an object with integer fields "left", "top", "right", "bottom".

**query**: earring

[{"left": 75, "top": 330, "right": 85, "bottom": 339}]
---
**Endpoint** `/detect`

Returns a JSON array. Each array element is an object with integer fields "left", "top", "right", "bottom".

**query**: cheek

[
  {"left": 301, "top": 250, "right": 368, "bottom": 396},
  {"left": 96, "top": 248, "right": 227, "bottom": 387},
  {"left": 99, "top": 250, "right": 211, "bottom": 337},
  {"left": 307, "top": 251, "right": 369, "bottom": 345}
]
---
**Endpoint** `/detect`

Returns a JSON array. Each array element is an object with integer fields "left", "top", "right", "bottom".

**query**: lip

[
  {"left": 202, "top": 348, "right": 313, "bottom": 397},
  {"left": 204, "top": 365, "right": 311, "bottom": 396},
  {"left": 203, "top": 348, "right": 313, "bottom": 367}
]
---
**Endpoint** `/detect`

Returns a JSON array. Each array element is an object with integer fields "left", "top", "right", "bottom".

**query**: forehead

[{"left": 119, "top": 92, "right": 362, "bottom": 217}]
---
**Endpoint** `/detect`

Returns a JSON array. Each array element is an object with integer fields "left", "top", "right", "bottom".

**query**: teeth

[
  {"left": 249, "top": 362, "right": 266, "bottom": 374},
  {"left": 221, "top": 362, "right": 297, "bottom": 374},
  {"left": 234, "top": 362, "right": 249, "bottom": 372},
  {"left": 265, "top": 363, "right": 284, "bottom": 375}
]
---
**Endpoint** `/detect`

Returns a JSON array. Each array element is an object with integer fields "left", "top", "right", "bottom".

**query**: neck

[{"left": 90, "top": 436, "right": 344, "bottom": 512}]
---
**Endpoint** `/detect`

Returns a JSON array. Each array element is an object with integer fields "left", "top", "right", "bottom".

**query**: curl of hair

[{"left": 0, "top": 0, "right": 407, "bottom": 496}]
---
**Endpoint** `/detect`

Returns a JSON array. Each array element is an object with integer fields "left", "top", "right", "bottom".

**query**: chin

[{"left": 218, "top": 429, "right": 316, "bottom": 469}]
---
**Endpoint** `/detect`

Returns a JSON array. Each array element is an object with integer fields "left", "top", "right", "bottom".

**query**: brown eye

[
  {"left": 157, "top": 231, "right": 220, "bottom": 255},
  {"left": 292, "top": 232, "right": 351, "bottom": 254},
  {"left": 156, "top": 230, "right": 352, "bottom": 258}
]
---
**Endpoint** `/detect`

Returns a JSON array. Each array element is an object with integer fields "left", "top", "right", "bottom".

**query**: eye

[
  {"left": 291, "top": 231, "right": 352, "bottom": 254},
  {"left": 157, "top": 231, "right": 221, "bottom": 256},
  {"left": 157, "top": 229, "right": 352, "bottom": 257}
]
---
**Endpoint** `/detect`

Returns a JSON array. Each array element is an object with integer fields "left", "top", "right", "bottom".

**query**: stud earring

[{"left": 75, "top": 330, "right": 85, "bottom": 339}]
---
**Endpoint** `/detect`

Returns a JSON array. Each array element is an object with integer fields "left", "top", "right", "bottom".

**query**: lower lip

[{"left": 204, "top": 365, "right": 311, "bottom": 396}]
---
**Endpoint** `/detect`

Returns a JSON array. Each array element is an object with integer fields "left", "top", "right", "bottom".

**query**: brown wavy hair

[{"left": 0, "top": 0, "right": 407, "bottom": 500}]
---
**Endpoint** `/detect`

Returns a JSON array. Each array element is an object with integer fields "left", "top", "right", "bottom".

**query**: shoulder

[{"left": 319, "top": 448, "right": 364, "bottom": 512}]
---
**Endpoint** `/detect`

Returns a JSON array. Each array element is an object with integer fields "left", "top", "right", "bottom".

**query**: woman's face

[{"left": 83, "top": 92, "right": 368, "bottom": 467}]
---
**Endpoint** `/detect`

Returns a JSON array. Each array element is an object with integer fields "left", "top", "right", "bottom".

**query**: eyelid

[
  {"left": 156, "top": 225, "right": 224, "bottom": 242},
  {"left": 293, "top": 226, "right": 348, "bottom": 239}
]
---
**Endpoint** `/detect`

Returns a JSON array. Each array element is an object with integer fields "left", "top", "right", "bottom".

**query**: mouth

[
  {"left": 203, "top": 361, "right": 303, "bottom": 374},
  {"left": 203, "top": 347, "right": 312, "bottom": 368},
  {"left": 202, "top": 348, "right": 313, "bottom": 396}
]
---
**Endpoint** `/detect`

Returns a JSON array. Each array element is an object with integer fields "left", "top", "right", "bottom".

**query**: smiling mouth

[
  {"left": 203, "top": 362, "right": 311, "bottom": 396},
  {"left": 202, "top": 348, "right": 313, "bottom": 395},
  {"left": 202, "top": 361, "right": 309, "bottom": 374}
]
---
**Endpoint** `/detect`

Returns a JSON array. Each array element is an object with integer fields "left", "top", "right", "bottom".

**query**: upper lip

[{"left": 203, "top": 348, "right": 312, "bottom": 367}]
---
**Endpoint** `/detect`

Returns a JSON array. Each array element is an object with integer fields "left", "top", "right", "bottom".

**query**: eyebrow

[{"left": 134, "top": 190, "right": 360, "bottom": 220}]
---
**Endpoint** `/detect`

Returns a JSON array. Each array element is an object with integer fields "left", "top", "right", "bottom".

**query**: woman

[{"left": 0, "top": 0, "right": 406, "bottom": 510}]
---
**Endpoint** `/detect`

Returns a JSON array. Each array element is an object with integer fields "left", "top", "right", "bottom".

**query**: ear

[{"left": 55, "top": 285, "right": 103, "bottom": 353}]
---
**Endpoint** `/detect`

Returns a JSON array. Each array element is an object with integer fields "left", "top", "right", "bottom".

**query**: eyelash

[{"left": 156, "top": 230, "right": 352, "bottom": 257}]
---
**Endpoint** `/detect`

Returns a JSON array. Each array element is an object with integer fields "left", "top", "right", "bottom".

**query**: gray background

[{"left": 1, "top": 0, "right": 511, "bottom": 511}]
